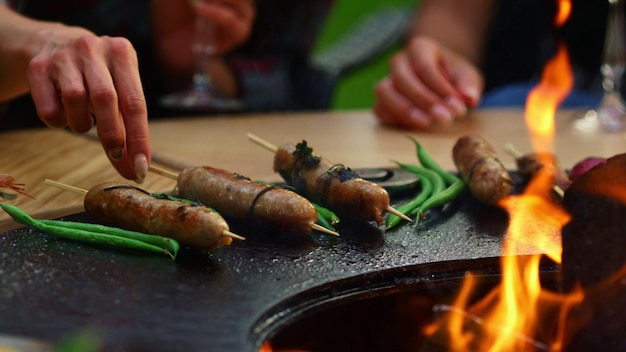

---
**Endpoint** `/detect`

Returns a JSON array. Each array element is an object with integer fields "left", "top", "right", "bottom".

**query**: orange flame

[
  {"left": 525, "top": 43, "right": 573, "bottom": 153},
  {"left": 554, "top": 0, "right": 572, "bottom": 26},
  {"left": 423, "top": 1, "right": 587, "bottom": 350},
  {"left": 259, "top": 341, "right": 272, "bottom": 352},
  {"left": 500, "top": 170, "right": 568, "bottom": 264}
]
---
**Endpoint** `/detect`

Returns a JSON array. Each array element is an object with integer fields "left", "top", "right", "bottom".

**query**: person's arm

[
  {"left": 0, "top": 4, "right": 67, "bottom": 100},
  {"left": 0, "top": 4, "right": 150, "bottom": 183},
  {"left": 410, "top": 0, "right": 495, "bottom": 67}
]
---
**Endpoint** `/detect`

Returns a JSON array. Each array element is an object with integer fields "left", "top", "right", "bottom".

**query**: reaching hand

[
  {"left": 194, "top": 0, "right": 255, "bottom": 54},
  {"left": 374, "top": 36, "right": 484, "bottom": 130},
  {"left": 26, "top": 25, "right": 150, "bottom": 182}
]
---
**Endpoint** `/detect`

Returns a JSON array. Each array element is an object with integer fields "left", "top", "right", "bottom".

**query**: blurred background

[{"left": 309, "top": 0, "right": 415, "bottom": 110}]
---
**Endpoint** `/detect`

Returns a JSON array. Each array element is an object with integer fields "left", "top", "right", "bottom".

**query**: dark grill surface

[{"left": 0, "top": 189, "right": 550, "bottom": 352}]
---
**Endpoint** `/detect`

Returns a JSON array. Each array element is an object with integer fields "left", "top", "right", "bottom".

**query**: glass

[
  {"left": 159, "top": 0, "right": 242, "bottom": 112},
  {"left": 575, "top": 0, "right": 626, "bottom": 132}
]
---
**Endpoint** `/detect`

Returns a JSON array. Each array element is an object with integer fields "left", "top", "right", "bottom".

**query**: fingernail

[
  {"left": 134, "top": 153, "right": 148, "bottom": 183},
  {"left": 460, "top": 87, "right": 480, "bottom": 105},
  {"left": 430, "top": 104, "right": 454, "bottom": 123},
  {"left": 409, "top": 108, "right": 428, "bottom": 124},
  {"left": 108, "top": 148, "right": 124, "bottom": 161},
  {"left": 445, "top": 96, "right": 467, "bottom": 117}
]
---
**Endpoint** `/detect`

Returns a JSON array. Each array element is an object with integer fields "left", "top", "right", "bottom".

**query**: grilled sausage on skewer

[
  {"left": 514, "top": 152, "right": 571, "bottom": 190},
  {"left": 176, "top": 166, "right": 322, "bottom": 235},
  {"left": 273, "top": 141, "right": 391, "bottom": 226},
  {"left": 504, "top": 144, "right": 572, "bottom": 190},
  {"left": 84, "top": 182, "right": 233, "bottom": 251},
  {"left": 453, "top": 134, "right": 514, "bottom": 205}
]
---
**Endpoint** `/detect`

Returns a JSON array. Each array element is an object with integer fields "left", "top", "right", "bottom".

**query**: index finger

[{"left": 108, "top": 37, "right": 150, "bottom": 182}]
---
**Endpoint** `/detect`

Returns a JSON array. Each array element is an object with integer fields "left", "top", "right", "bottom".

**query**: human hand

[
  {"left": 194, "top": 0, "right": 255, "bottom": 54},
  {"left": 26, "top": 25, "right": 150, "bottom": 182},
  {"left": 151, "top": 0, "right": 255, "bottom": 92},
  {"left": 374, "top": 36, "right": 484, "bottom": 130}
]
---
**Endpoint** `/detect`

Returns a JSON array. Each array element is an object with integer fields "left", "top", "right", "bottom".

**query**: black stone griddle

[{"left": 0, "top": 172, "right": 553, "bottom": 352}]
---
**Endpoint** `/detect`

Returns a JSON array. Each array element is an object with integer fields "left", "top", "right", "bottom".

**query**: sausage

[
  {"left": 452, "top": 134, "right": 514, "bottom": 205},
  {"left": 176, "top": 166, "right": 318, "bottom": 234},
  {"left": 84, "top": 182, "right": 232, "bottom": 251},
  {"left": 273, "top": 141, "right": 390, "bottom": 225},
  {"left": 514, "top": 151, "right": 572, "bottom": 190}
]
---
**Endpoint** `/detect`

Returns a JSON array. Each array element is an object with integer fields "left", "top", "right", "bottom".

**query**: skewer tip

[
  {"left": 44, "top": 179, "right": 88, "bottom": 195},
  {"left": 311, "top": 223, "right": 340, "bottom": 237},
  {"left": 387, "top": 206, "right": 412, "bottom": 222},
  {"left": 553, "top": 185, "right": 564, "bottom": 198},
  {"left": 246, "top": 132, "right": 278, "bottom": 152},
  {"left": 223, "top": 230, "right": 246, "bottom": 241},
  {"left": 503, "top": 143, "right": 522, "bottom": 158}
]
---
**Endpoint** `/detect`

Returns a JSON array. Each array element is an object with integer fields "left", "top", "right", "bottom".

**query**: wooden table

[
  {"left": 146, "top": 109, "right": 626, "bottom": 176},
  {"left": 0, "top": 128, "right": 177, "bottom": 232},
  {"left": 1, "top": 108, "right": 624, "bottom": 232}
]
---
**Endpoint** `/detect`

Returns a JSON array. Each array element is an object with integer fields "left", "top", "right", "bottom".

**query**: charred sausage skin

[
  {"left": 515, "top": 152, "right": 572, "bottom": 190},
  {"left": 274, "top": 142, "right": 390, "bottom": 225},
  {"left": 452, "top": 134, "right": 513, "bottom": 205},
  {"left": 176, "top": 166, "right": 318, "bottom": 234},
  {"left": 84, "top": 182, "right": 232, "bottom": 251}
]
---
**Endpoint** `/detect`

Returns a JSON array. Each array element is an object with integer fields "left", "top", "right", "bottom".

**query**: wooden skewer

[
  {"left": 148, "top": 165, "right": 179, "bottom": 180},
  {"left": 220, "top": 231, "right": 245, "bottom": 241},
  {"left": 385, "top": 206, "right": 412, "bottom": 221},
  {"left": 503, "top": 143, "right": 523, "bottom": 159},
  {"left": 43, "top": 179, "right": 245, "bottom": 241},
  {"left": 148, "top": 165, "right": 340, "bottom": 237},
  {"left": 247, "top": 133, "right": 413, "bottom": 222},
  {"left": 44, "top": 178, "right": 87, "bottom": 195},
  {"left": 502, "top": 143, "right": 565, "bottom": 198},
  {"left": 247, "top": 132, "right": 278, "bottom": 152}
]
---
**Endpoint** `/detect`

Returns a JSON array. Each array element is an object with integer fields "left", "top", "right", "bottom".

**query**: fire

[
  {"left": 423, "top": 0, "right": 587, "bottom": 350},
  {"left": 525, "top": 43, "right": 573, "bottom": 153},
  {"left": 554, "top": 0, "right": 572, "bottom": 26},
  {"left": 259, "top": 341, "right": 272, "bottom": 351},
  {"left": 501, "top": 170, "right": 568, "bottom": 264}
]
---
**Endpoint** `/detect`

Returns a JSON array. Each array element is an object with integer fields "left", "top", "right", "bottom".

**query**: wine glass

[
  {"left": 574, "top": 0, "right": 626, "bottom": 132},
  {"left": 159, "top": 0, "right": 243, "bottom": 112}
]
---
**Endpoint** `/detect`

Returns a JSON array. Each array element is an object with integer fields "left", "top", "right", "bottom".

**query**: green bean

[
  {"left": 385, "top": 165, "right": 434, "bottom": 229},
  {"left": 407, "top": 136, "right": 466, "bottom": 216},
  {"left": 386, "top": 139, "right": 467, "bottom": 230},
  {"left": 396, "top": 162, "right": 446, "bottom": 195},
  {"left": 414, "top": 179, "right": 466, "bottom": 224},
  {"left": 407, "top": 136, "right": 463, "bottom": 186},
  {"left": 0, "top": 203, "right": 33, "bottom": 225},
  {"left": 0, "top": 204, "right": 178, "bottom": 259},
  {"left": 313, "top": 203, "right": 340, "bottom": 231},
  {"left": 394, "top": 161, "right": 446, "bottom": 216},
  {"left": 39, "top": 219, "right": 179, "bottom": 257},
  {"left": 43, "top": 224, "right": 172, "bottom": 257}
]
